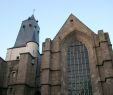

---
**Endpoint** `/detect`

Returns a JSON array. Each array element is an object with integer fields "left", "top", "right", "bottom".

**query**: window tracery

[{"left": 67, "top": 41, "right": 92, "bottom": 95}]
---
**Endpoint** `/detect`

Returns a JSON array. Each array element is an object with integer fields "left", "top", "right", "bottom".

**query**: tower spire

[
  {"left": 6, "top": 15, "right": 40, "bottom": 61},
  {"left": 33, "top": 9, "right": 35, "bottom": 15}
]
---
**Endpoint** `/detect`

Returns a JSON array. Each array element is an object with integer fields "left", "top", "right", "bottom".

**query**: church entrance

[{"left": 34, "top": 91, "right": 41, "bottom": 95}]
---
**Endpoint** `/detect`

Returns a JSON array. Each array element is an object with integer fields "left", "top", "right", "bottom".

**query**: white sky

[{"left": 0, "top": 0, "right": 113, "bottom": 59}]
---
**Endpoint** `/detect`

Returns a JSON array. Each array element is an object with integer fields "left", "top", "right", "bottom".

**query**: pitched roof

[{"left": 53, "top": 14, "right": 95, "bottom": 41}]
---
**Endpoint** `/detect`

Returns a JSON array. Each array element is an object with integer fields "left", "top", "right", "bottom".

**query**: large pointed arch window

[{"left": 67, "top": 41, "right": 92, "bottom": 95}]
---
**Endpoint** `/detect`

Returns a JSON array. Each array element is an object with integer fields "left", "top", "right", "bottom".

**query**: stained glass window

[{"left": 67, "top": 41, "right": 92, "bottom": 95}]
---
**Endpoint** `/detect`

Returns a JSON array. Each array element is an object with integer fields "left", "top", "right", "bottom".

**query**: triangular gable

[{"left": 53, "top": 14, "right": 95, "bottom": 41}]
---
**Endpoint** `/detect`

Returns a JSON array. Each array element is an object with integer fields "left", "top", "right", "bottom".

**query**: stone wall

[
  {"left": 7, "top": 53, "right": 40, "bottom": 95},
  {"left": 6, "top": 42, "right": 39, "bottom": 61},
  {"left": 0, "top": 57, "right": 8, "bottom": 95},
  {"left": 41, "top": 14, "right": 113, "bottom": 95},
  {"left": 95, "top": 30, "right": 113, "bottom": 95}
]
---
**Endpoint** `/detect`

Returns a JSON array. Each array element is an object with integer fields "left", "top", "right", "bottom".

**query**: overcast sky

[{"left": 0, "top": 0, "right": 113, "bottom": 59}]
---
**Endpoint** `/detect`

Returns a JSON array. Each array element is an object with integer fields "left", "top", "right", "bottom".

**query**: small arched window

[
  {"left": 16, "top": 56, "right": 19, "bottom": 60},
  {"left": 29, "top": 24, "right": 32, "bottom": 27},
  {"left": 23, "top": 25, "right": 25, "bottom": 28},
  {"left": 12, "top": 71, "right": 16, "bottom": 78}
]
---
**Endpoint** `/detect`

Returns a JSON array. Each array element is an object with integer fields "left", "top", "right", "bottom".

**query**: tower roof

[
  {"left": 28, "top": 15, "right": 36, "bottom": 21},
  {"left": 14, "top": 15, "right": 40, "bottom": 47}
]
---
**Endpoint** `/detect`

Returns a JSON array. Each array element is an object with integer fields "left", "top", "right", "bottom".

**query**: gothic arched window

[{"left": 67, "top": 41, "right": 92, "bottom": 95}]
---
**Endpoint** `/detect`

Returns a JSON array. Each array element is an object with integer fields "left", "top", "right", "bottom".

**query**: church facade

[{"left": 0, "top": 14, "right": 113, "bottom": 95}]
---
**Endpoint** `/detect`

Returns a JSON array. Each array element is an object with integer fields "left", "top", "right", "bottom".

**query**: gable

[
  {"left": 52, "top": 14, "right": 95, "bottom": 51},
  {"left": 53, "top": 14, "right": 95, "bottom": 43}
]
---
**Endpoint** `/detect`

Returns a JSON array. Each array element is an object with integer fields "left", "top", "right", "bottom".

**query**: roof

[{"left": 14, "top": 15, "right": 40, "bottom": 47}]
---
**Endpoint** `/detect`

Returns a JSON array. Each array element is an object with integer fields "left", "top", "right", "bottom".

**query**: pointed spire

[
  {"left": 70, "top": 13, "right": 74, "bottom": 16},
  {"left": 31, "top": 15, "right": 35, "bottom": 19},
  {"left": 33, "top": 9, "right": 35, "bottom": 15},
  {"left": 28, "top": 15, "right": 36, "bottom": 21}
]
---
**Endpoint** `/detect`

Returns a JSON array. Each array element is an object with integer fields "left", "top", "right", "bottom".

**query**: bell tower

[
  {"left": 6, "top": 15, "right": 41, "bottom": 95},
  {"left": 6, "top": 15, "right": 40, "bottom": 61}
]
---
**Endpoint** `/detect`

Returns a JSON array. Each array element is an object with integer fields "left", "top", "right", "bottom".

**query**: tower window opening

[
  {"left": 34, "top": 26, "right": 37, "bottom": 28},
  {"left": 32, "top": 58, "right": 35, "bottom": 65},
  {"left": 12, "top": 71, "right": 16, "bottom": 78},
  {"left": 70, "top": 19, "right": 73, "bottom": 22},
  {"left": 16, "top": 56, "right": 19, "bottom": 60},
  {"left": 37, "top": 31, "right": 39, "bottom": 33},
  {"left": 29, "top": 24, "right": 32, "bottom": 27},
  {"left": 23, "top": 25, "right": 25, "bottom": 28}
]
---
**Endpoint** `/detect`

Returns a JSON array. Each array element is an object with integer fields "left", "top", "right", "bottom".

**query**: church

[{"left": 0, "top": 14, "right": 113, "bottom": 95}]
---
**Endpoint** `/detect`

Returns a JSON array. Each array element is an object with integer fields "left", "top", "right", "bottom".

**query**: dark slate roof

[{"left": 14, "top": 15, "right": 40, "bottom": 47}]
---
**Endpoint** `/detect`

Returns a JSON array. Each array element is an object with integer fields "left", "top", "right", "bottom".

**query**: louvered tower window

[{"left": 67, "top": 41, "right": 92, "bottom": 95}]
